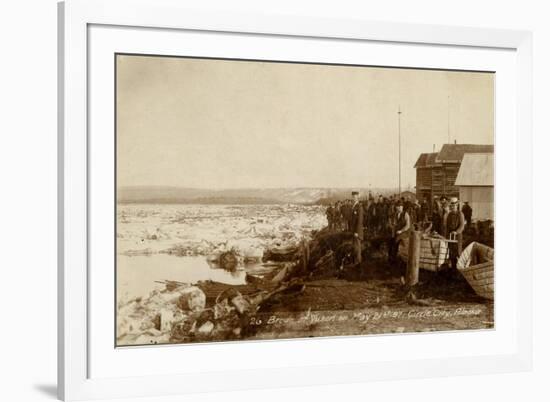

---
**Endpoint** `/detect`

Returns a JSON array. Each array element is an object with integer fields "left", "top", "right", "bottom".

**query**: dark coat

[
  {"left": 367, "top": 203, "right": 378, "bottom": 227},
  {"left": 431, "top": 210, "right": 443, "bottom": 235},
  {"left": 419, "top": 201, "right": 430, "bottom": 222},
  {"left": 340, "top": 203, "right": 352, "bottom": 229},
  {"left": 376, "top": 202, "right": 387, "bottom": 223},
  {"left": 444, "top": 211, "right": 465, "bottom": 237},
  {"left": 341, "top": 203, "right": 352, "bottom": 220},
  {"left": 394, "top": 211, "right": 411, "bottom": 240},
  {"left": 462, "top": 204, "right": 473, "bottom": 221}
]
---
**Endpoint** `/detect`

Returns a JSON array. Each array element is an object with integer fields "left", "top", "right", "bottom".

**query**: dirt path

[{"left": 244, "top": 252, "right": 494, "bottom": 340}]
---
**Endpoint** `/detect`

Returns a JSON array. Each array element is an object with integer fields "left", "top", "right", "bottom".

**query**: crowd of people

[{"left": 325, "top": 191, "right": 472, "bottom": 268}]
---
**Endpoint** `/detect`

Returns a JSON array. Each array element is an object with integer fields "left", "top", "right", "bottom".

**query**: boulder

[
  {"left": 213, "top": 299, "right": 234, "bottom": 319},
  {"left": 159, "top": 309, "right": 176, "bottom": 332},
  {"left": 230, "top": 294, "right": 252, "bottom": 315},
  {"left": 197, "top": 321, "right": 214, "bottom": 335},
  {"left": 177, "top": 286, "right": 206, "bottom": 311}
]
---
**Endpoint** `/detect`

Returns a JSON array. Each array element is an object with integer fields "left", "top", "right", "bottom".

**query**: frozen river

[{"left": 116, "top": 204, "right": 326, "bottom": 302}]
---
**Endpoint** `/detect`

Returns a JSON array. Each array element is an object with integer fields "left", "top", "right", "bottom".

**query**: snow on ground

[{"left": 117, "top": 204, "right": 327, "bottom": 260}]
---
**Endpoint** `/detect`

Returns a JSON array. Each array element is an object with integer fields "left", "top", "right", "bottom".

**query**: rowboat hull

[{"left": 457, "top": 242, "right": 494, "bottom": 300}]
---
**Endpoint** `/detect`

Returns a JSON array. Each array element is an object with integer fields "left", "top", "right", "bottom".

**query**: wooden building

[
  {"left": 414, "top": 144, "right": 494, "bottom": 202},
  {"left": 455, "top": 153, "right": 494, "bottom": 221},
  {"left": 414, "top": 152, "right": 438, "bottom": 202}
]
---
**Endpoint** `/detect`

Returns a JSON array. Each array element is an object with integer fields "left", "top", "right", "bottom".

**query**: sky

[{"left": 116, "top": 55, "right": 494, "bottom": 189}]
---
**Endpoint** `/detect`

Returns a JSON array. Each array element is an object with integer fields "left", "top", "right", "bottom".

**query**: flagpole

[
  {"left": 447, "top": 95, "right": 451, "bottom": 143},
  {"left": 398, "top": 105, "right": 402, "bottom": 197}
]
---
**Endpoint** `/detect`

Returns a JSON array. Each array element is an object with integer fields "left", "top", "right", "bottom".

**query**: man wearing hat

[
  {"left": 462, "top": 201, "right": 473, "bottom": 228},
  {"left": 341, "top": 199, "right": 352, "bottom": 232},
  {"left": 326, "top": 203, "right": 335, "bottom": 230},
  {"left": 350, "top": 191, "right": 364, "bottom": 264},
  {"left": 419, "top": 196, "right": 430, "bottom": 223},
  {"left": 388, "top": 200, "right": 411, "bottom": 263},
  {"left": 366, "top": 195, "right": 379, "bottom": 234},
  {"left": 377, "top": 195, "right": 388, "bottom": 233},
  {"left": 444, "top": 197, "right": 465, "bottom": 268}
]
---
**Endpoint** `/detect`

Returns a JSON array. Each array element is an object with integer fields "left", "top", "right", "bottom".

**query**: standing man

[
  {"left": 341, "top": 199, "right": 352, "bottom": 232},
  {"left": 410, "top": 199, "right": 421, "bottom": 225},
  {"left": 419, "top": 196, "right": 430, "bottom": 224},
  {"left": 362, "top": 196, "right": 370, "bottom": 233},
  {"left": 367, "top": 196, "right": 379, "bottom": 234},
  {"left": 376, "top": 195, "right": 386, "bottom": 233},
  {"left": 462, "top": 201, "right": 473, "bottom": 228},
  {"left": 444, "top": 197, "right": 465, "bottom": 269},
  {"left": 388, "top": 200, "right": 411, "bottom": 263},
  {"left": 430, "top": 196, "right": 441, "bottom": 234},
  {"left": 326, "top": 204, "right": 334, "bottom": 230},
  {"left": 440, "top": 196, "right": 448, "bottom": 213},
  {"left": 387, "top": 196, "right": 396, "bottom": 236},
  {"left": 350, "top": 191, "right": 364, "bottom": 264},
  {"left": 335, "top": 201, "right": 343, "bottom": 230},
  {"left": 441, "top": 201, "right": 451, "bottom": 237}
]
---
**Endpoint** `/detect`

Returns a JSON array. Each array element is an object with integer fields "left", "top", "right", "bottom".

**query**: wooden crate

[
  {"left": 419, "top": 237, "right": 450, "bottom": 271},
  {"left": 398, "top": 236, "right": 450, "bottom": 271}
]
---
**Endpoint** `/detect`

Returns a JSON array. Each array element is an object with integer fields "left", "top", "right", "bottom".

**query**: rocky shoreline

[{"left": 117, "top": 225, "right": 493, "bottom": 346}]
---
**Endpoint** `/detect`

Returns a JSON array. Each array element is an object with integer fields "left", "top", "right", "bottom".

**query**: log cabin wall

[
  {"left": 431, "top": 166, "right": 444, "bottom": 197},
  {"left": 415, "top": 167, "right": 432, "bottom": 199},
  {"left": 415, "top": 145, "right": 493, "bottom": 202},
  {"left": 428, "top": 164, "right": 460, "bottom": 199},
  {"left": 443, "top": 163, "right": 460, "bottom": 198}
]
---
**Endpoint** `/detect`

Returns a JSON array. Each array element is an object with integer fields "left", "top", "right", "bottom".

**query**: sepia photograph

[{"left": 115, "top": 54, "right": 495, "bottom": 347}]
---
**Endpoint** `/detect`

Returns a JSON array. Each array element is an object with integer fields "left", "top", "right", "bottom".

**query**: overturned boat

[{"left": 457, "top": 242, "right": 494, "bottom": 300}]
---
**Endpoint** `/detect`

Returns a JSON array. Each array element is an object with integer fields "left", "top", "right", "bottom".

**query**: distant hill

[{"left": 117, "top": 186, "right": 400, "bottom": 205}]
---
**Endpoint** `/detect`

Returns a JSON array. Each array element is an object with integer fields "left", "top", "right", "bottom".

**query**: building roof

[
  {"left": 426, "top": 153, "right": 439, "bottom": 166},
  {"left": 455, "top": 153, "right": 494, "bottom": 186},
  {"left": 414, "top": 152, "right": 439, "bottom": 168},
  {"left": 435, "top": 144, "right": 494, "bottom": 163},
  {"left": 414, "top": 153, "right": 429, "bottom": 168}
]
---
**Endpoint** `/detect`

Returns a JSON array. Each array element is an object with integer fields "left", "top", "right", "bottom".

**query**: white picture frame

[{"left": 58, "top": 0, "right": 533, "bottom": 400}]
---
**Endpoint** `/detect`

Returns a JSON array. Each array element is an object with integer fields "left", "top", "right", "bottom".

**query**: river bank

[
  {"left": 247, "top": 249, "right": 493, "bottom": 340},
  {"left": 116, "top": 222, "right": 493, "bottom": 346}
]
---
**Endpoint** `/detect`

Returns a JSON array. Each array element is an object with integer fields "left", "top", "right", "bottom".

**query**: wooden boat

[
  {"left": 398, "top": 234, "right": 453, "bottom": 272},
  {"left": 262, "top": 245, "right": 299, "bottom": 262},
  {"left": 456, "top": 242, "right": 494, "bottom": 300},
  {"left": 418, "top": 236, "right": 452, "bottom": 271}
]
